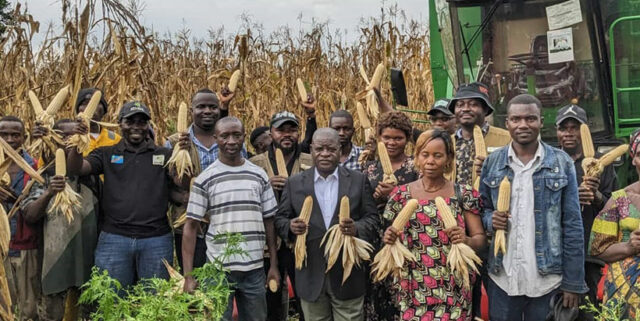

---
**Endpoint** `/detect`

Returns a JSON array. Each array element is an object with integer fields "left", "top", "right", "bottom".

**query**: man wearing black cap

[
  {"left": 74, "top": 88, "right": 121, "bottom": 155},
  {"left": 67, "top": 101, "right": 185, "bottom": 289},
  {"left": 449, "top": 82, "right": 511, "bottom": 187},
  {"left": 556, "top": 104, "right": 617, "bottom": 320},
  {"left": 250, "top": 110, "right": 314, "bottom": 321},
  {"left": 427, "top": 98, "right": 456, "bottom": 135}
]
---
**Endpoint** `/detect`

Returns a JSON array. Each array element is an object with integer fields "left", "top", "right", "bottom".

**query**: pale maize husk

[
  {"left": 435, "top": 196, "right": 482, "bottom": 290},
  {"left": 585, "top": 144, "right": 629, "bottom": 177},
  {"left": 0, "top": 138, "right": 45, "bottom": 184},
  {"left": 320, "top": 196, "right": 374, "bottom": 284},
  {"left": 69, "top": 91, "right": 102, "bottom": 154},
  {"left": 371, "top": 199, "right": 419, "bottom": 282},
  {"left": 295, "top": 196, "right": 314, "bottom": 269},
  {"left": 0, "top": 258, "right": 12, "bottom": 321},
  {"left": 296, "top": 78, "right": 308, "bottom": 102},
  {"left": 228, "top": 70, "right": 241, "bottom": 92},
  {"left": 377, "top": 142, "right": 397, "bottom": 185},
  {"left": 162, "top": 258, "right": 185, "bottom": 293},
  {"left": 275, "top": 148, "right": 288, "bottom": 178},
  {"left": 472, "top": 125, "right": 486, "bottom": 191},
  {"left": 494, "top": 176, "right": 510, "bottom": 257},
  {"left": 165, "top": 102, "right": 194, "bottom": 180},
  {"left": 27, "top": 90, "right": 64, "bottom": 161},
  {"left": 48, "top": 149, "right": 82, "bottom": 223},
  {"left": 0, "top": 204, "right": 9, "bottom": 259}
]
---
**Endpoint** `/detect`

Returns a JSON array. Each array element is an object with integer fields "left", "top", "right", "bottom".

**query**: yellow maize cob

[
  {"left": 228, "top": 70, "right": 241, "bottom": 92},
  {"left": 392, "top": 199, "right": 419, "bottom": 230},
  {"left": 45, "top": 85, "right": 70, "bottom": 116},
  {"left": 275, "top": 148, "right": 288, "bottom": 177},
  {"left": 378, "top": 142, "right": 397, "bottom": 185},
  {"left": 55, "top": 149, "right": 66, "bottom": 176},
  {"left": 356, "top": 102, "right": 372, "bottom": 129},
  {"left": 435, "top": 197, "right": 457, "bottom": 228},
  {"left": 472, "top": 125, "right": 486, "bottom": 189},
  {"left": 366, "top": 63, "right": 385, "bottom": 91},
  {"left": 81, "top": 90, "right": 102, "bottom": 120},
  {"left": 268, "top": 279, "right": 278, "bottom": 293},
  {"left": 494, "top": 177, "right": 510, "bottom": 257},
  {"left": 358, "top": 64, "right": 370, "bottom": 84},
  {"left": 177, "top": 102, "right": 188, "bottom": 133},
  {"left": 295, "top": 196, "right": 314, "bottom": 269},
  {"left": 28, "top": 90, "right": 44, "bottom": 117},
  {"left": 586, "top": 144, "right": 629, "bottom": 177},
  {"left": 296, "top": 78, "right": 308, "bottom": 102},
  {"left": 445, "top": 134, "right": 457, "bottom": 181},
  {"left": 581, "top": 124, "right": 595, "bottom": 158},
  {"left": 339, "top": 196, "right": 350, "bottom": 221}
]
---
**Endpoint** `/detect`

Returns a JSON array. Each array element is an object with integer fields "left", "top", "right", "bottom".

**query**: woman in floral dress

[
  {"left": 589, "top": 129, "right": 640, "bottom": 319},
  {"left": 381, "top": 129, "right": 486, "bottom": 321},
  {"left": 363, "top": 111, "right": 419, "bottom": 321}
]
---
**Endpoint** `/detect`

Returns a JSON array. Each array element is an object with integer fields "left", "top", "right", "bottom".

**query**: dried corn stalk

[
  {"left": 493, "top": 177, "right": 510, "bottom": 257},
  {"left": 371, "top": 199, "right": 419, "bottom": 282},
  {"left": 435, "top": 197, "right": 482, "bottom": 290},
  {"left": 377, "top": 142, "right": 397, "bottom": 185},
  {"left": 0, "top": 146, "right": 9, "bottom": 257},
  {"left": 321, "top": 196, "right": 373, "bottom": 284},
  {"left": 472, "top": 125, "right": 486, "bottom": 190},
  {"left": 0, "top": 138, "right": 45, "bottom": 184},
  {"left": 48, "top": 149, "right": 82, "bottom": 223},
  {"left": 295, "top": 196, "right": 314, "bottom": 269},
  {"left": 166, "top": 102, "right": 193, "bottom": 180},
  {"left": 275, "top": 148, "right": 288, "bottom": 178},
  {"left": 68, "top": 91, "right": 102, "bottom": 154},
  {"left": 0, "top": 258, "right": 12, "bottom": 321}
]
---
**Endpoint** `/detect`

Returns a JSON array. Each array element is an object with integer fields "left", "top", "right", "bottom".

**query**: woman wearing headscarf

[{"left": 589, "top": 129, "right": 640, "bottom": 319}]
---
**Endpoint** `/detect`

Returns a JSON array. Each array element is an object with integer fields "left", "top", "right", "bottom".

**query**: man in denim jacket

[{"left": 479, "top": 94, "right": 588, "bottom": 320}]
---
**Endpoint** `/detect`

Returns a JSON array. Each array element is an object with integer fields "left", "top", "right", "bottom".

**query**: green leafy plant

[
  {"left": 79, "top": 233, "right": 247, "bottom": 321},
  {"left": 581, "top": 297, "right": 640, "bottom": 321}
]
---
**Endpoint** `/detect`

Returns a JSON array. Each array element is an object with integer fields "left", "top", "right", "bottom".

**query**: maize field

[{"left": 0, "top": 1, "right": 433, "bottom": 148}]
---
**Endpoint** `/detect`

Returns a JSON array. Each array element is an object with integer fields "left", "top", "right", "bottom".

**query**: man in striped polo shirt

[{"left": 182, "top": 116, "right": 280, "bottom": 321}]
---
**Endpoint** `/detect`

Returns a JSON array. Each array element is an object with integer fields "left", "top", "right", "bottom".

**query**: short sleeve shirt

[
  {"left": 86, "top": 139, "right": 173, "bottom": 238},
  {"left": 186, "top": 159, "right": 277, "bottom": 272}
]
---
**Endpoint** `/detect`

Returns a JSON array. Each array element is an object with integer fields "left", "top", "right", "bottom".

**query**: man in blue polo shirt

[{"left": 68, "top": 101, "right": 183, "bottom": 289}]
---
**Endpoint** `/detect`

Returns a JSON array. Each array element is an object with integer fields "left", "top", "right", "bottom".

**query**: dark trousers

[
  {"left": 174, "top": 234, "right": 208, "bottom": 271},
  {"left": 579, "top": 261, "right": 604, "bottom": 321},
  {"left": 267, "top": 246, "right": 304, "bottom": 321},
  {"left": 487, "top": 277, "right": 558, "bottom": 321}
]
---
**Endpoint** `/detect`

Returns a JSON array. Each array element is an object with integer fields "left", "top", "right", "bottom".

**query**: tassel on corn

[
  {"left": 493, "top": 177, "right": 510, "bottom": 257},
  {"left": 296, "top": 78, "right": 308, "bottom": 102},
  {"left": 48, "top": 149, "right": 82, "bottom": 223},
  {"left": 472, "top": 125, "right": 486, "bottom": 190},
  {"left": 165, "top": 102, "right": 194, "bottom": 180},
  {"left": 295, "top": 196, "right": 314, "bottom": 269},
  {"left": 68, "top": 91, "right": 101, "bottom": 154},
  {"left": 435, "top": 197, "right": 482, "bottom": 290},
  {"left": 321, "top": 196, "right": 374, "bottom": 284},
  {"left": 371, "top": 199, "right": 419, "bottom": 282},
  {"left": 377, "top": 142, "right": 397, "bottom": 185},
  {"left": 275, "top": 148, "right": 288, "bottom": 177}
]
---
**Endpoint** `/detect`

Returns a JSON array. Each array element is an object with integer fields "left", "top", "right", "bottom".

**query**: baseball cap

[
  {"left": 118, "top": 101, "right": 151, "bottom": 121},
  {"left": 270, "top": 111, "right": 299, "bottom": 128},
  {"left": 427, "top": 98, "right": 453, "bottom": 117},
  {"left": 448, "top": 82, "right": 494, "bottom": 115},
  {"left": 555, "top": 104, "right": 587, "bottom": 126}
]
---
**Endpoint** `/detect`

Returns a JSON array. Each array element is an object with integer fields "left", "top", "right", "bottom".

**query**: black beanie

[{"left": 250, "top": 126, "right": 270, "bottom": 146}]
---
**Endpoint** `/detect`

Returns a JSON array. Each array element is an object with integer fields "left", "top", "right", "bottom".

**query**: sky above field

[{"left": 25, "top": 0, "right": 429, "bottom": 42}]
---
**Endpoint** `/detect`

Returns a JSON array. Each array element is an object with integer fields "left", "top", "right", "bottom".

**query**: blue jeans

[
  {"left": 222, "top": 268, "right": 267, "bottom": 321},
  {"left": 487, "top": 277, "right": 558, "bottom": 321},
  {"left": 94, "top": 231, "right": 173, "bottom": 289}
]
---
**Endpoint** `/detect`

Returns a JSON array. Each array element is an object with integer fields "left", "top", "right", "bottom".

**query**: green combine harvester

[{"left": 413, "top": 0, "right": 640, "bottom": 184}]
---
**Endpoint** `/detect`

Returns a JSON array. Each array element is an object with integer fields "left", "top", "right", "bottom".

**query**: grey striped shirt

[{"left": 186, "top": 159, "right": 277, "bottom": 271}]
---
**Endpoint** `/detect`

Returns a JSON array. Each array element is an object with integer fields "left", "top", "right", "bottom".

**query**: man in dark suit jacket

[{"left": 274, "top": 128, "right": 378, "bottom": 321}]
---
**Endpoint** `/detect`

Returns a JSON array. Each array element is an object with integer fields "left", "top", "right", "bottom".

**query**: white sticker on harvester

[
  {"left": 547, "top": 28, "right": 575, "bottom": 64},
  {"left": 546, "top": 0, "right": 582, "bottom": 30}
]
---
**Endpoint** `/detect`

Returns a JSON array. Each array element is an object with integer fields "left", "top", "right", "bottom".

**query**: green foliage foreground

[{"left": 79, "top": 233, "right": 246, "bottom": 321}]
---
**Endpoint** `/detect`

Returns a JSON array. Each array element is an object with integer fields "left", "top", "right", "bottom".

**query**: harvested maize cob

[
  {"left": 584, "top": 144, "right": 629, "bottom": 177},
  {"left": 445, "top": 135, "right": 457, "bottom": 181},
  {"left": 371, "top": 199, "right": 419, "bottom": 282},
  {"left": 27, "top": 90, "right": 65, "bottom": 161},
  {"left": 295, "top": 196, "right": 314, "bottom": 269},
  {"left": 581, "top": 124, "right": 595, "bottom": 158},
  {"left": 356, "top": 102, "right": 372, "bottom": 129},
  {"left": 268, "top": 279, "right": 278, "bottom": 293},
  {"left": 38, "top": 85, "right": 70, "bottom": 125},
  {"left": 435, "top": 197, "right": 482, "bottom": 290},
  {"left": 296, "top": 78, "right": 308, "bottom": 102},
  {"left": 377, "top": 142, "right": 397, "bottom": 185},
  {"left": 321, "top": 196, "right": 374, "bottom": 284},
  {"left": 228, "top": 70, "right": 241, "bottom": 92},
  {"left": 162, "top": 258, "right": 185, "bottom": 293},
  {"left": 275, "top": 148, "right": 288, "bottom": 178},
  {"left": 366, "top": 63, "right": 385, "bottom": 91},
  {"left": 28, "top": 90, "right": 44, "bottom": 117},
  {"left": 493, "top": 176, "right": 510, "bottom": 257},
  {"left": 472, "top": 125, "right": 486, "bottom": 190},
  {"left": 166, "top": 102, "right": 194, "bottom": 180},
  {"left": 48, "top": 149, "right": 82, "bottom": 223},
  {"left": 68, "top": 91, "right": 102, "bottom": 154}
]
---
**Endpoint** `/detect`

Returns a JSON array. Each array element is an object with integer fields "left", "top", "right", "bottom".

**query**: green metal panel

[{"left": 429, "top": 0, "right": 449, "bottom": 100}]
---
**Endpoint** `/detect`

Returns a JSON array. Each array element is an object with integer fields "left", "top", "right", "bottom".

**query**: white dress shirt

[
  {"left": 314, "top": 168, "right": 339, "bottom": 229},
  {"left": 490, "top": 142, "right": 562, "bottom": 297}
]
